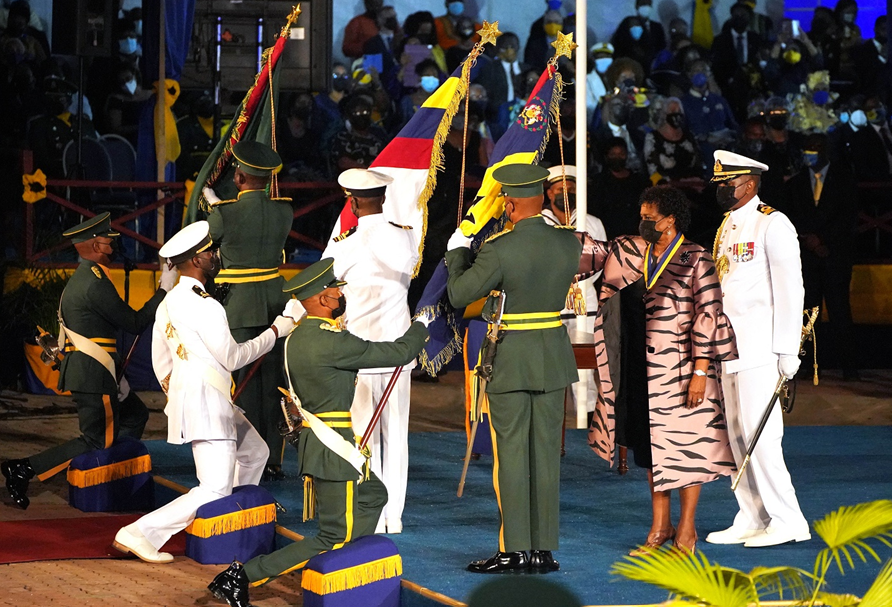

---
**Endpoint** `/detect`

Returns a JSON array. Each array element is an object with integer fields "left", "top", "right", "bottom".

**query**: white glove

[
  {"left": 202, "top": 186, "right": 221, "bottom": 204},
  {"left": 117, "top": 376, "right": 131, "bottom": 401},
  {"left": 272, "top": 315, "right": 296, "bottom": 338},
  {"left": 283, "top": 298, "right": 305, "bottom": 321},
  {"left": 778, "top": 354, "right": 800, "bottom": 380},
  {"left": 159, "top": 262, "right": 178, "bottom": 291},
  {"left": 447, "top": 228, "right": 472, "bottom": 251},
  {"left": 414, "top": 310, "right": 435, "bottom": 327}
]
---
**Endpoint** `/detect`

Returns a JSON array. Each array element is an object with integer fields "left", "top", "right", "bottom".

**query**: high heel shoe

[
  {"left": 629, "top": 527, "right": 676, "bottom": 556},
  {"left": 673, "top": 534, "right": 698, "bottom": 556}
]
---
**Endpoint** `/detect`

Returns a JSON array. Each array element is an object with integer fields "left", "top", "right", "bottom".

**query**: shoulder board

[
  {"left": 333, "top": 226, "right": 357, "bottom": 242},
  {"left": 91, "top": 266, "right": 103, "bottom": 279},
  {"left": 209, "top": 198, "right": 237, "bottom": 208},
  {"left": 388, "top": 221, "right": 413, "bottom": 230},
  {"left": 271, "top": 197, "right": 293, "bottom": 203},
  {"left": 484, "top": 228, "right": 511, "bottom": 244},
  {"left": 757, "top": 203, "right": 777, "bottom": 216},
  {"left": 192, "top": 285, "right": 211, "bottom": 298},
  {"left": 319, "top": 322, "right": 341, "bottom": 332}
]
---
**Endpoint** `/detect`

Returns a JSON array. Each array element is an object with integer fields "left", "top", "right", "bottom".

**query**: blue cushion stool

[
  {"left": 301, "top": 535, "right": 402, "bottom": 607},
  {"left": 67, "top": 436, "right": 154, "bottom": 512},
  {"left": 185, "top": 485, "right": 277, "bottom": 565}
]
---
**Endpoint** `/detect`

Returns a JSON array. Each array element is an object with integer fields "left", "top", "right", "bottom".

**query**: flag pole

[{"left": 156, "top": 0, "right": 166, "bottom": 249}]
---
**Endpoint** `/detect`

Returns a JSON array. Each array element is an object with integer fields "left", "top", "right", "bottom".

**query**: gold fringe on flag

[
  {"left": 303, "top": 476, "right": 316, "bottom": 522},
  {"left": 301, "top": 554, "right": 402, "bottom": 595},
  {"left": 66, "top": 454, "right": 152, "bottom": 488},
  {"left": 185, "top": 503, "right": 276, "bottom": 538}
]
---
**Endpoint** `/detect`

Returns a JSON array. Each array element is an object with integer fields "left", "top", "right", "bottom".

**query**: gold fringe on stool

[
  {"left": 301, "top": 554, "right": 402, "bottom": 595},
  {"left": 67, "top": 454, "right": 152, "bottom": 488},
  {"left": 185, "top": 503, "right": 276, "bottom": 538}
]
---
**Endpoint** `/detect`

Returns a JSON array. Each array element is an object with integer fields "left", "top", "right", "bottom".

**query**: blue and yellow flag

[{"left": 416, "top": 64, "right": 563, "bottom": 375}]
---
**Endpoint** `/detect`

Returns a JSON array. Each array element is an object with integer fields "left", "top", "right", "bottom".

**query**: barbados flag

[
  {"left": 328, "top": 65, "right": 468, "bottom": 274},
  {"left": 416, "top": 63, "right": 563, "bottom": 375}
]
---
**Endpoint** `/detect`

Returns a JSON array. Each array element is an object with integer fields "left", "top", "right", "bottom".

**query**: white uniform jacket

[
  {"left": 322, "top": 213, "right": 419, "bottom": 374},
  {"left": 542, "top": 209, "right": 607, "bottom": 315},
  {"left": 152, "top": 276, "right": 276, "bottom": 444},
  {"left": 717, "top": 196, "right": 805, "bottom": 374}
]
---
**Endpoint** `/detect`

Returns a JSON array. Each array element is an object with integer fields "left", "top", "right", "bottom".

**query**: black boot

[
  {"left": 528, "top": 550, "right": 560, "bottom": 572},
  {"left": 208, "top": 561, "right": 254, "bottom": 607},
  {"left": 467, "top": 551, "right": 528, "bottom": 573},
  {"left": 2, "top": 458, "right": 35, "bottom": 510},
  {"left": 261, "top": 464, "right": 285, "bottom": 482}
]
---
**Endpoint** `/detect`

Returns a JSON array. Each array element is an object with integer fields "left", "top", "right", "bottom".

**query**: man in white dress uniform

[
  {"left": 540, "top": 165, "right": 606, "bottom": 426},
  {"left": 706, "top": 150, "right": 811, "bottom": 548},
  {"left": 112, "top": 221, "right": 297, "bottom": 563},
  {"left": 321, "top": 168, "right": 419, "bottom": 534}
]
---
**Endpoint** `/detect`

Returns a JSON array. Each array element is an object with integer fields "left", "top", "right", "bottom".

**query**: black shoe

[
  {"left": 208, "top": 561, "right": 254, "bottom": 607},
  {"left": 2, "top": 458, "right": 35, "bottom": 510},
  {"left": 467, "top": 551, "right": 528, "bottom": 573},
  {"left": 528, "top": 550, "right": 560, "bottom": 572},
  {"left": 261, "top": 464, "right": 285, "bottom": 482}
]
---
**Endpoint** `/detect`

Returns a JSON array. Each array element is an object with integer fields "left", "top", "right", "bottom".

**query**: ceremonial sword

[{"left": 731, "top": 307, "right": 820, "bottom": 491}]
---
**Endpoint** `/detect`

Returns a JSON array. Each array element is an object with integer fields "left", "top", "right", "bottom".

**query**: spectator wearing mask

[
  {"left": 526, "top": 0, "right": 565, "bottom": 64},
  {"left": 362, "top": 5, "right": 403, "bottom": 99},
  {"left": 524, "top": 9, "right": 564, "bottom": 74},
  {"left": 611, "top": 0, "right": 666, "bottom": 75},
  {"left": 735, "top": 116, "right": 784, "bottom": 201},
  {"left": 809, "top": 7, "right": 842, "bottom": 78},
  {"left": 847, "top": 97, "right": 892, "bottom": 181},
  {"left": 400, "top": 11, "right": 447, "bottom": 74},
  {"left": 103, "top": 63, "right": 151, "bottom": 146},
  {"left": 541, "top": 99, "right": 578, "bottom": 168},
  {"left": 476, "top": 32, "right": 526, "bottom": 123},
  {"left": 784, "top": 133, "right": 859, "bottom": 380},
  {"left": 445, "top": 15, "right": 484, "bottom": 74},
  {"left": 397, "top": 59, "right": 441, "bottom": 129},
  {"left": 434, "top": 0, "right": 480, "bottom": 51},
  {"left": 492, "top": 68, "right": 540, "bottom": 141},
  {"left": 585, "top": 42, "right": 613, "bottom": 126},
  {"left": 279, "top": 91, "right": 325, "bottom": 180},
  {"left": 593, "top": 94, "right": 646, "bottom": 173},
  {"left": 681, "top": 60, "right": 737, "bottom": 160},
  {"left": 349, "top": 67, "right": 394, "bottom": 133},
  {"left": 643, "top": 96, "right": 702, "bottom": 181},
  {"left": 314, "top": 62, "right": 351, "bottom": 155},
  {"left": 789, "top": 70, "right": 839, "bottom": 134},
  {"left": 767, "top": 20, "right": 822, "bottom": 96},
  {"left": 760, "top": 97, "right": 804, "bottom": 180},
  {"left": 834, "top": 0, "right": 862, "bottom": 79},
  {"left": 330, "top": 95, "right": 387, "bottom": 174},
  {"left": 343, "top": 0, "right": 382, "bottom": 60},
  {"left": 468, "top": 83, "right": 496, "bottom": 160},
  {"left": 175, "top": 91, "right": 216, "bottom": 183},
  {"left": 591, "top": 137, "right": 651, "bottom": 238},
  {"left": 853, "top": 16, "right": 890, "bottom": 103},
  {"left": 116, "top": 20, "right": 142, "bottom": 68},
  {"left": 711, "top": 3, "right": 762, "bottom": 94},
  {"left": 0, "top": 0, "right": 46, "bottom": 65}
]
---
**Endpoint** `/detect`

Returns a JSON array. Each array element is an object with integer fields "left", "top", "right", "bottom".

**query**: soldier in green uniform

[
  {"left": 445, "top": 164, "right": 582, "bottom": 573},
  {"left": 1, "top": 212, "right": 175, "bottom": 509},
  {"left": 203, "top": 140, "right": 294, "bottom": 480},
  {"left": 207, "top": 258, "right": 430, "bottom": 607}
]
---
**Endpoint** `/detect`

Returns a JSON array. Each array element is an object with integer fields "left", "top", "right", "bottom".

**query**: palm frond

[
  {"left": 814, "top": 500, "right": 892, "bottom": 576},
  {"left": 611, "top": 548, "right": 757, "bottom": 607},
  {"left": 859, "top": 558, "right": 892, "bottom": 607},
  {"left": 815, "top": 592, "right": 862, "bottom": 607},
  {"left": 750, "top": 565, "right": 812, "bottom": 601}
]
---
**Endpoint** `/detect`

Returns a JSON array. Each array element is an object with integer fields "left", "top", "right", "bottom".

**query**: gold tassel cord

[
  {"left": 185, "top": 503, "right": 277, "bottom": 538},
  {"left": 300, "top": 554, "right": 403, "bottom": 595},
  {"left": 303, "top": 476, "right": 316, "bottom": 522},
  {"left": 67, "top": 455, "right": 152, "bottom": 488}
]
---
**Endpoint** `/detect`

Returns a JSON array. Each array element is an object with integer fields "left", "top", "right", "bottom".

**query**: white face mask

[
  {"left": 758, "top": 59, "right": 767, "bottom": 69},
  {"left": 134, "top": 20, "right": 142, "bottom": 36},
  {"left": 637, "top": 5, "right": 652, "bottom": 19},
  {"left": 850, "top": 109, "right": 867, "bottom": 127},
  {"left": 124, "top": 78, "right": 137, "bottom": 95},
  {"left": 595, "top": 57, "right": 613, "bottom": 73}
]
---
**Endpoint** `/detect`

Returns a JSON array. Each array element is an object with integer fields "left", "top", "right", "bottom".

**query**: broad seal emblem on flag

[{"left": 517, "top": 98, "right": 547, "bottom": 131}]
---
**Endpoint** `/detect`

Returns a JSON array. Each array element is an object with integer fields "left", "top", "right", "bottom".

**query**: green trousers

[
  {"left": 244, "top": 472, "right": 387, "bottom": 585},
  {"left": 30, "top": 391, "right": 148, "bottom": 481},
  {"left": 487, "top": 388, "right": 564, "bottom": 553},
  {"left": 232, "top": 326, "right": 286, "bottom": 467}
]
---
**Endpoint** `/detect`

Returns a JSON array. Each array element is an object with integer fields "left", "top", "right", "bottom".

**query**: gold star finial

[
  {"left": 280, "top": 4, "right": 302, "bottom": 37},
  {"left": 551, "top": 31, "right": 578, "bottom": 60},
  {"left": 476, "top": 20, "right": 502, "bottom": 47}
]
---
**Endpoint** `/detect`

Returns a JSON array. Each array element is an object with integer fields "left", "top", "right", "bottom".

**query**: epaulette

[
  {"left": 209, "top": 198, "right": 237, "bottom": 208},
  {"left": 91, "top": 266, "right": 103, "bottom": 279},
  {"left": 757, "top": 203, "right": 777, "bottom": 216},
  {"left": 271, "top": 197, "right": 293, "bottom": 203},
  {"left": 484, "top": 227, "right": 512, "bottom": 244},
  {"left": 333, "top": 226, "right": 357, "bottom": 242},
  {"left": 319, "top": 322, "right": 341, "bottom": 333},
  {"left": 192, "top": 285, "right": 211, "bottom": 298},
  {"left": 389, "top": 221, "right": 413, "bottom": 230},
  {"left": 553, "top": 224, "right": 576, "bottom": 230}
]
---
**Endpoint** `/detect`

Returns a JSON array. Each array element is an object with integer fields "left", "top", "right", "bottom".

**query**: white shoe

[
  {"left": 744, "top": 526, "right": 811, "bottom": 548},
  {"left": 705, "top": 526, "right": 765, "bottom": 545},
  {"left": 113, "top": 523, "right": 174, "bottom": 564},
  {"left": 386, "top": 520, "right": 402, "bottom": 534}
]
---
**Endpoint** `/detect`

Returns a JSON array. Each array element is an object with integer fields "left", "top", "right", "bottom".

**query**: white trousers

[
  {"left": 137, "top": 410, "right": 268, "bottom": 550},
  {"left": 563, "top": 314, "right": 597, "bottom": 424},
  {"left": 351, "top": 371, "right": 410, "bottom": 531},
  {"left": 723, "top": 362, "right": 808, "bottom": 532}
]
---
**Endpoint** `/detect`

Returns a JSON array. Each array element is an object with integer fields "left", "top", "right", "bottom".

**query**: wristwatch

[{"left": 693, "top": 369, "right": 707, "bottom": 377}]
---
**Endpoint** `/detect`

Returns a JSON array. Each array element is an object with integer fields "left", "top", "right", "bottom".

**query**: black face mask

[
  {"left": 638, "top": 219, "right": 663, "bottom": 244},
  {"left": 195, "top": 97, "right": 214, "bottom": 119},
  {"left": 199, "top": 250, "right": 221, "bottom": 281},
  {"left": 553, "top": 192, "right": 576, "bottom": 211},
  {"left": 605, "top": 156, "right": 627, "bottom": 171},
  {"left": 731, "top": 16, "right": 748, "bottom": 33},
  {"left": 612, "top": 104, "right": 630, "bottom": 125},
  {"left": 666, "top": 112, "right": 684, "bottom": 128},
  {"left": 327, "top": 294, "right": 347, "bottom": 319},
  {"left": 744, "top": 139, "right": 764, "bottom": 155},
  {"left": 767, "top": 114, "right": 788, "bottom": 130},
  {"left": 332, "top": 77, "right": 350, "bottom": 93},
  {"left": 716, "top": 183, "right": 743, "bottom": 211},
  {"left": 350, "top": 113, "right": 372, "bottom": 131}
]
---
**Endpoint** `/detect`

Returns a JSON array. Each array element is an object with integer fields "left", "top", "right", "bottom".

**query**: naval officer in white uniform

[
  {"left": 322, "top": 168, "right": 419, "bottom": 534},
  {"left": 705, "top": 151, "right": 810, "bottom": 548},
  {"left": 113, "top": 221, "right": 297, "bottom": 563},
  {"left": 540, "top": 165, "right": 606, "bottom": 425}
]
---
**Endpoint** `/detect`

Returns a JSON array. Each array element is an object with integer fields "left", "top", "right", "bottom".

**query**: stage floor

[{"left": 146, "top": 425, "right": 892, "bottom": 607}]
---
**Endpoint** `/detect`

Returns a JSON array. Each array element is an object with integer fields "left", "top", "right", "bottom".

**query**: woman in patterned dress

[{"left": 578, "top": 186, "right": 738, "bottom": 555}]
